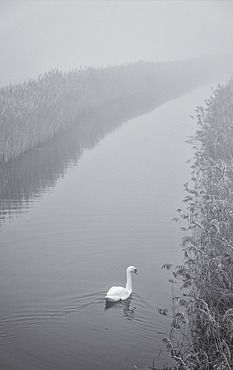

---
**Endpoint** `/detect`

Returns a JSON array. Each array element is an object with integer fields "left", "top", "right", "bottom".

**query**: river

[{"left": 0, "top": 83, "right": 218, "bottom": 369}]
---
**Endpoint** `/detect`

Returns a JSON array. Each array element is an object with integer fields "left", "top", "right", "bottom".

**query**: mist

[
  {"left": 2, "top": 2, "right": 233, "bottom": 370},
  {"left": 1, "top": 0, "right": 233, "bottom": 86}
]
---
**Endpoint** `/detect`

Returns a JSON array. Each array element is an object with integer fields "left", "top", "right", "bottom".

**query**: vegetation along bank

[
  {"left": 0, "top": 57, "right": 230, "bottom": 162},
  {"left": 164, "top": 78, "right": 233, "bottom": 369}
]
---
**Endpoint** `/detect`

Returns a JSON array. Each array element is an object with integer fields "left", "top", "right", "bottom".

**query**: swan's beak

[{"left": 134, "top": 270, "right": 138, "bottom": 275}]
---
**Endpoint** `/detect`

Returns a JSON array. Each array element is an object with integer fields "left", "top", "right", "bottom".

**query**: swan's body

[{"left": 105, "top": 266, "right": 138, "bottom": 302}]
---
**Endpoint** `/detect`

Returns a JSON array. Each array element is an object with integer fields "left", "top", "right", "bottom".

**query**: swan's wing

[
  {"left": 106, "top": 286, "right": 125, "bottom": 297},
  {"left": 105, "top": 286, "right": 130, "bottom": 301}
]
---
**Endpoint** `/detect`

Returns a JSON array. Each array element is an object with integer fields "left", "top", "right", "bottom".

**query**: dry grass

[{"left": 0, "top": 58, "right": 226, "bottom": 162}]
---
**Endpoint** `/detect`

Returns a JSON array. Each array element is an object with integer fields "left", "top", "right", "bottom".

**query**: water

[{"left": 0, "top": 84, "right": 216, "bottom": 369}]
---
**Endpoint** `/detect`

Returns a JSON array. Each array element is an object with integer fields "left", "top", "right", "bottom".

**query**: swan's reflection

[{"left": 105, "top": 297, "right": 135, "bottom": 320}]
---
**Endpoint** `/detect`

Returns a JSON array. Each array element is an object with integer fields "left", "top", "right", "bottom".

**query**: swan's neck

[{"left": 125, "top": 270, "right": 133, "bottom": 293}]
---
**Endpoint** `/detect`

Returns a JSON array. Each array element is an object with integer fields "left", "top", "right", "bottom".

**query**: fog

[
  {"left": 1, "top": 2, "right": 233, "bottom": 369},
  {"left": 0, "top": 0, "right": 233, "bottom": 86}
]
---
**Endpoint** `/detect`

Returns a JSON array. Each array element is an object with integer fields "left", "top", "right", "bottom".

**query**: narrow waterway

[{"left": 0, "top": 84, "right": 216, "bottom": 369}]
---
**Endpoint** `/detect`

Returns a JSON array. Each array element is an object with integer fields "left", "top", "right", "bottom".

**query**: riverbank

[
  {"left": 165, "top": 78, "right": 233, "bottom": 369},
  {"left": 0, "top": 57, "right": 230, "bottom": 162}
]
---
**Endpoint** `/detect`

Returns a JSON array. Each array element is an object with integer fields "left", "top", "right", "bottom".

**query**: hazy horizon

[{"left": 1, "top": 0, "right": 233, "bottom": 86}]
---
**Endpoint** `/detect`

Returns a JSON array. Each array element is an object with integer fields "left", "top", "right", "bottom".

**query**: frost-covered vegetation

[
  {"left": 164, "top": 79, "right": 233, "bottom": 369},
  {"left": 0, "top": 58, "right": 225, "bottom": 162}
]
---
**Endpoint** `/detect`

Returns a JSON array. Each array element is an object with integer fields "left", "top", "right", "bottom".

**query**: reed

[
  {"left": 164, "top": 79, "right": 233, "bottom": 369},
  {"left": 0, "top": 58, "right": 226, "bottom": 163}
]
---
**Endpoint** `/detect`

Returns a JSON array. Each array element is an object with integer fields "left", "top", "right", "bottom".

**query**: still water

[{"left": 0, "top": 85, "right": 216, "bottom": 369}]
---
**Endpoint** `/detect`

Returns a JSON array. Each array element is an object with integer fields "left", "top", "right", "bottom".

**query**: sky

[{"left": 0, "top": 0, "right": 233, "bottom": 86}]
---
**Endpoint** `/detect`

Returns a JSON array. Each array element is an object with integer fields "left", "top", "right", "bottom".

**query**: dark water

[{"left": 0, "top": 85, "right": 215, "bottom": 369}]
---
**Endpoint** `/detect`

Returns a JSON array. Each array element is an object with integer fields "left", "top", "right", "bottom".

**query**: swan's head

[{"left": 127, "top": 266, "right": 138, "bottom": 275}]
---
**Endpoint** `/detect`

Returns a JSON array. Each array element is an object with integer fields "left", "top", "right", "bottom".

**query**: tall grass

[
  {"left": 164, "top": 79, "right": 233, "bottom": 369},
  {"left": 0, "top": 58, "right": 228, "bottom": 162}
]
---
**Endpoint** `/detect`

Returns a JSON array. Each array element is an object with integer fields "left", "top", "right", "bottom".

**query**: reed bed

[
  {"left": 0, "top": 58, "right": 224, "bottom": 162},
  {"left": 164, "top": 79, "right": 233, "bottom": 369}
]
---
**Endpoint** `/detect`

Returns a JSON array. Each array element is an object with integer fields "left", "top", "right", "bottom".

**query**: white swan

[{"left": 105, "top": 266, "right": 138, "bottom": 302}]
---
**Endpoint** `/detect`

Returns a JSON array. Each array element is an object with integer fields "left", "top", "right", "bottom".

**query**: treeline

[
  {"left": 165, "top": 79, "right": 233, "bottom": 368},
  {"left": 0, "top": 57, "right": 229, "bottom": 162}
]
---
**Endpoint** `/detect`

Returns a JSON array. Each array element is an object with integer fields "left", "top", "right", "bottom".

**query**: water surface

[{"left": 0, "top": 85, "right": 216, "bottom": 369}]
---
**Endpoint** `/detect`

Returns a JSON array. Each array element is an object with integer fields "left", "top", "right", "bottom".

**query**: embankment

[
  {"left": 165, "top": 78, "right": 233, "bottom": 369},
  {"left": 0, "top": 57, "right": 230, "bottom": 162}
]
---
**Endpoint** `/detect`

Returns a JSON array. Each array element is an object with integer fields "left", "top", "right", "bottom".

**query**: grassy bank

[
  {"left": 0, "top": 58, "right": 229, "bottom": 162},
  {"left": 164, "top": 79, "right": 233, "bottom": 369}
]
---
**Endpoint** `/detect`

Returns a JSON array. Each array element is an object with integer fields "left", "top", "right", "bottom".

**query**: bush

[{"left": 165, "top": 79, "right": 233, "bottom": 369}]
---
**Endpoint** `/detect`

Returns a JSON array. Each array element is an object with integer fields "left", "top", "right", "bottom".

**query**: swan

[{"left": 105, "top": 266, "right": 138, "bottom": 302}]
